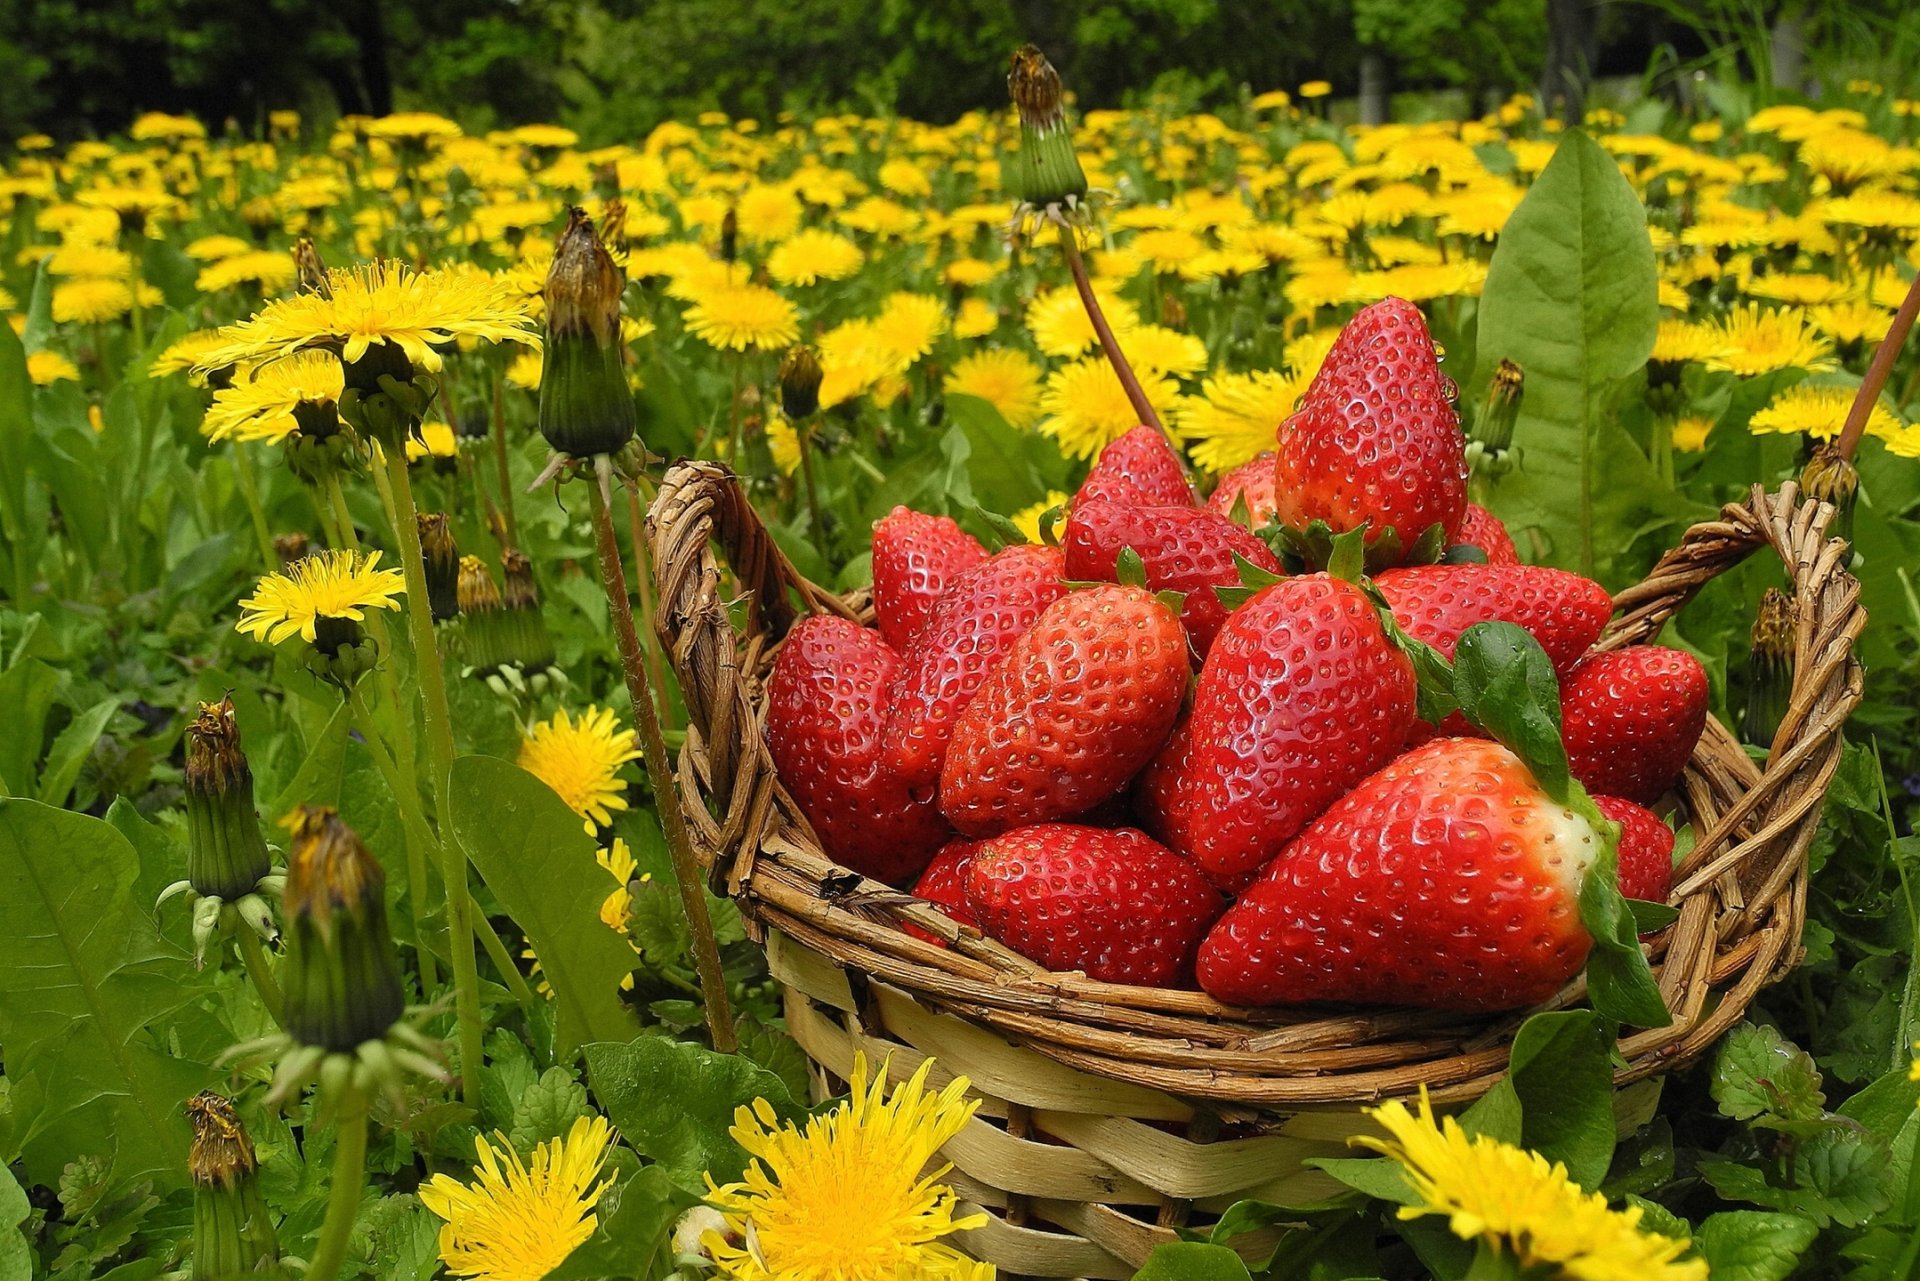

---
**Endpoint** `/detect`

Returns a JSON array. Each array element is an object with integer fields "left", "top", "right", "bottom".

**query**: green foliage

[{"left": 1133, "top": 1242, "right": 1256, "bottom": 1280}]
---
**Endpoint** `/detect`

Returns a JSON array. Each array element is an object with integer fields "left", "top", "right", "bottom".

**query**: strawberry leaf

[
  {"left": 1154, "top": 589, "right": 1188, "bottom": 616},
  {"left": 1226, "top": 488, "right": 1253, "bottom": 531},
  {"left": 968, "top": 503, "right": 1030, "bottom": 548},
  {"left": 1401, "top": 522, "right": 1449, "bottom": 567},
  {"left": 1325, "top": 526, "right": 1368, "bottom": 584},
  {"left": 1213, "top": 551, "right": 1286, "bottom": 611},
  {"left": 1115, "top": 545, "right": 1148, "bottom": 588},
  {"left": 1440, "top": 542, "right": 1490, "bottom": 564},
  {"left": 1452, "top": 621, "right": 1568, "bottom": 801},
  {"left": 1580, "top": 842, "right": 1673, "bottom": 1028},
  {"left": 1627, "top": 899, "right": 1680, "bottom": 932},
  {"left": 1035, "top": 504, "right": 1066, "bottom": 547}
]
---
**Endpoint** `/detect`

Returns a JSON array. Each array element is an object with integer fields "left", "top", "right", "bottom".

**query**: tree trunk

[
  {"left": 1541, "top": 0, "right": 1597, "bottom": 124},
  {"left": 1770, "top": 3, "right": 1806, "bottom": 94},
  {"left": 1358, "top": 51, "right": 1389, "bottom": 126}
]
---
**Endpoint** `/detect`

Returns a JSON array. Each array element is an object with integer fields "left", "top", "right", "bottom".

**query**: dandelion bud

[
  {"left": 778, "top": 345, "right": 823, "bottom": 421},
  {"left": 501, "top": 549, "right": 558, "bottom": 673},
  {"left": 1007, "top": 45, "right": 1088, "bottom": 209},
  {"left": 720, "top": 207, "right": 739, "bottom": 264},
  {"left": 1800, "top": 441, "right": 1859, "bottom": 546},
  {"left": 457, "top": 555, "right": 513, "bottom": 673},
  {"left": 280, "top": 806, "right": 405, "bottom": 1052},
  {"left": 187, "top": 1092, "right": 279, "bottom": 1281},
  {"left": 1473, "top": 358, "right": 1524, "bottom": 454},
  {"left": 539, "top": 207, "right": 636, "bottom": 459},
  {"left": 1744, "top": 587, "right": 1797, "bottom": 749},
  {"left": 418, "top": 512, "right": 460, "bottom": 623},
  {"left": 184, "top": 697, "right": 274, "bottom": 901}
]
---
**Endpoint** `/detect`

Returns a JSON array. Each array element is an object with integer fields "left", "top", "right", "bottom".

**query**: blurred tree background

[{"left": 1, "top": 0, "right": 1916, "bottom": 140}]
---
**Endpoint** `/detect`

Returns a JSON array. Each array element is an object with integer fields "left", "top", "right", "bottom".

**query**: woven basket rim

[{"left": 646, "top": 470, "right": 1865, "bottom": 1108}]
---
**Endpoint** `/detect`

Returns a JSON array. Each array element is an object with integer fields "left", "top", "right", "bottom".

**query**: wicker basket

[{"left": 647, "top": 464, "right": 1864, "bottom": 1277}]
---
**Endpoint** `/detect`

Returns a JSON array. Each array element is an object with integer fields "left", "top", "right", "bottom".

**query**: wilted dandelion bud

[
  {"left": 1744, "top": 587, "right": 1797, "bottom": 749},
  {"left": 500, "top": 549, "right": 557, "bottom": 673},
  {"left": 720, "top": 206, "right": 739, "bottom": 264},
  {"left": 1801, "top": 441, "right": 1859, "bottom": 546},
  {"left": 417, "top": 512, "right": 460, "bottom": 623},
  {"left": 280, "top": 806, "right": 405, "bottom": 1053},
  {"left": 457, "top": 554, "right": 513, "bottom": 673},
  {"left": 184, "top": 697, "right": 274, "bottom": 902},
  {"left": 1473, "top": 358, "right": 1524, "bottom": 454},
  {"left": 538, "top": 206, "right": 636, "bottom": 459},
  {"left": 187, "top": 1092, "right": 279, "bottom": 1281},
  {"left": 778, "top": 345, "right": 823, "bottom": 421},
  {"left": 1008, "top": 45, "right": 1089, "bottom": 210}
]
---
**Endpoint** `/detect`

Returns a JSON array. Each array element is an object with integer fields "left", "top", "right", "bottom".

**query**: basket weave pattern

[{"left": 648, "top": 463, "right": 1864, "bottom": 1274}]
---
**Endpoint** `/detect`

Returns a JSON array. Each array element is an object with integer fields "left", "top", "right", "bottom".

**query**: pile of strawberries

[{"left": 765, "top": 298, "right": 1707, "bottom": 1015}]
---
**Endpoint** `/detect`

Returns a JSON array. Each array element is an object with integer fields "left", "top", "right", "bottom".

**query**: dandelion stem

[
  {"left": 346, "top": 683, "right": 437, "bottom": 990},
  {"left": 380, "top": 444, "right": 485, "bottom": 1103},
  {"left": 304, "top": 1089, "right": 369, "bottom": 1281},
  {"left": 1055, "top": 220, "right": 1162, "bottom": 434},
  {"left": 234, "top": 926, "right": 282, "bottom": 1026},
  {"left": 491, "top": 375, "right": 520, "bottom": 546},
  {"left": 229, "top": 443, "right": 279, "bottom": 569},
  {"left": 795, "top": 415, "right": 827, "bottom": 546},
  {"left": 324, "top": 473, "right": 361, "bottom": 553},
  {"left": 624, "top": 485, "right": 674, "bottom": 728},
  {"left": 1838, "top": 267, "right": 1920, "bottom": 461},
  {"left": 587, "top": 476, "right": 736, "bottom": 1052}
]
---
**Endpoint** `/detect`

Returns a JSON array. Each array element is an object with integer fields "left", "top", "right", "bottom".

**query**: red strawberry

[
  {"left": 1273, "top": 297, "right": 1466, "bottom": 554},
  {"left": 1452, "top": 503, "right": 1519, "bottom": 565},
  {"left": 872, "top": 507, "right": 988, "bottom": 650},
  {"left": 1595, "top": 796, "right": 1675, "bottom": 905},
  {"left": 1074, "top": 425, "right": 1195, "bottom": 509},
  {"left": 1374, "top": 564, "right": 1612, "bottom": 677},
  {"left": 966, "top": 824, "right": 1222, "bottom": 986},
  {"left": 1152, "top": 575, "right": 1417, "bottom": 892},
  {"left": 939, "top": 584, "right": 1189, "bottom": 835},
  {"left": 1197, "top": 738, "right": 1605, "bottom": 1012},
  {"left": 1061, "top": 501, "right": 1284, "bottom": 655},
  {"left": 1206, "top": 452, "right": 1281, "bottom": 528},
  {"left": 765, "top": 617, "right": 950, "bottom": 884},
  {"left": 905, "top": 838, "right": 981, "bottom": 943},
  {"left": 1134, "top": 712, "right": 1196, "bottom": 842},
  {"left": 884, "top": 544, "right": 1068, "bottom": 791},
  {"left": 1563, "top": 647, "right": 1708, "bottom": 805}
]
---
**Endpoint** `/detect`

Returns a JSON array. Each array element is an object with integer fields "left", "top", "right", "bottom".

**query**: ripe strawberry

[
  {"left": 1134, "top": 712, "right": 1196, "bottom": 842},
  {"left": 1273, "top": 297, "right": 1467, "bottom": 554},
  {"left": 884, "top": 543, "right": 1068, "bottom": 791},
  {"left": 765, "top": 617, "right": 951, "bottom": 884},
  {"left": 1151, "top": 575, "right": 1417, "bottom": 892},
  {"left": 1073, "top": 425, "right": 1196, "bottom": 509},
  {"left": 1595, "top": 796, "right": 1675, "bottom": 905},
  {"left": 1562, "top": 647, "right": 1708, "bottom": 805},
  {"left": 1206, "top": 452, "right": 1280, "bottom": 528},
  {"left": 1451, "top": 502, "right": 1519, "bottom": 565},
  {"left": 872, "top": 507, "right": 988, "bottom": 650},
  {"left": 905, "top": 838, "right": 981, "bottom": 943},
  {"left": 966, "top": 824, "right": 1222, "bottom": 986},
  {"left": 1061, "top": 501, "right": 1284, "bottom": 655},
  {"left": 939, "top": 585, "right": 1189, "bottom": 835},
  {"left": 1373, "top": 564, "right": 1611, "bottom": 677},
  {"left": 1196, "top": 738, "right": 1605, "bottom": 1012}
]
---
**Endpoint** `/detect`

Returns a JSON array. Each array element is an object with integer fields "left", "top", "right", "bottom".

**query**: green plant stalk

[
  {"left": 229, "top": 444, "right": 278, "bottom": 569},
  {"left": 234, "top": 926, "right": 283, "bottom": 1026},
  {"left": 624, "top": 485, "right": 674, "bottom": 725},
  {"left": 324, "top": 473, "right": 360, "bottom": 554},
  {"left": 793, "top": 413, "right": 826, "bottom": 544},
  {"left": 491, "top": 376, "right": 519, "bottom": 547},
  {"left": 1839, "top": 267, "right": 1920, "bottom": 461},
  {"left": 1055, "top": 221, "right": 1162, "bottom": 433},
  {"left": 587, "top": 479, "right": 735, "bottom": 1051},
  {"left": 345, "top": 685, "right": 436, "bottom": 989},
  {"left": 380, "top": 444, "right": 484, "bottom": 1101},
  {"left": 304, "top": 1090, "right": 369, "bottom": 1281}
]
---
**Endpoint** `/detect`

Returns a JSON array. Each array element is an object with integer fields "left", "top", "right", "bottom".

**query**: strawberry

[
  {"left": 1061, "top": 501, "right": 1284, "bottom": 655},
  {"left": 939, "top": 585, "right": 1189, "bottom": 835},
  {"left": 1151, "top": 574, "right": 1417, "bottom": 892},
  {"left": 1073, "top": 425, "right": 1196, "bottom": 509},
  {"left": 966, "top": 824, "right": 1222, "bottom": 986},
  {"left": 764, "top": 617, "right": 951, "bottom": 884},
  {"left": 883, "top": 543, "right": 1068, "bottom": 791},
  {"left": 1206, "top": 452, "right": 1280, "bottom": 528},
  {"left": 905, "top": 838, "right": 982, "bottom": 943},
  {"left": 1196, "top": 738, "right": 1605, "bottom": 1012},
  {"left": 1134, "top": 712, "right": 1196, "bottom": 842},
  {"left": 871, "top": 506, "right": 988, "bottom": 650},
  {"left": 1374, "top": 564, "right": 1612, "bottom": 677},
  {"left": 1272, "top": 297, "right": 1467, "bottom": 555},
  {"left": 1595, "top": 796, "right": 1675, "bottom": 905},
  {"left": 1562, "top": 647, "right": 1708, "bottom": 805},
  {"left": 1451, "top": 502, "right": 1519, "bottom": 565}
]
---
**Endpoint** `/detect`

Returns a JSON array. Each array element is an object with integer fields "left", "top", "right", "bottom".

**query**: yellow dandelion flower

[
  {"left": 1749, "top": 382, "right": 1900, "bottom": 442},
  {"left": 197, "top": 260, "right": 537, "bottom": 375},
  {"left": 505, "top": 349, "right": 544, "bottom": 390},
  {"left": 952, "top": 297, "right": 999, "bottom": 340},
  {"left": 942, "top": 257, "right": 1000, "bottom": 289},
  {"left": 1809, "top": 300, "right": 1891, "bottom": 347},
  {"left": 817, "top": 320, "right": 894, "bottom": 408},
  {"left": 1358, "top": 1090, "right": 1706, "bottom": 1281},
  {"left": 1350, "top": 261, "right": 1486, "bottom": 303},
  {"left": 419, "top": 1117, "right": 616, "bottom": 1281},
  {"left": 1130, "top": 228, "right": 1208, "bottom": 275},
  {"left": 407, "top": 420, "right": 459, "bottom": 462},
  {"left": 1176, "top": 369, "right": 1303, "bottom": 473},
  {"left": 735, "top": 183, "right": 805, "bottom": 243},
  {"left": 683, "top": 284, "right": 800, "bottom": 352},
  {"left": 150, "top": 329, "right": 231, "bottom": 383},
  {"left": 1671, "top": 415, "right": 1715, "bottom": 451},
  {"left": 766, "top": 229, "right": 863, "bottom": 287},
  {"left": 1650, "top": 318, "right": 1726, "bottom": 365},
  {"left": 1011, "top": 491, "right": 1070, "bottom": 543},
  {"left": 944, "top": 349, "right": 1044, "bottom": 427},
  {"left": 26, "top": 350, "right": 80, "bottom": 386},
  {"left": 1037, "top": 357, "right": 1186, "bottom": 461},
  {"left": 1120, "top": 324, "right": 1209, "bottom": 378},
  {"left": 596, "top": 838, "right": 642, "bottom": 934},
  {"left": 875, "top": 291, "right": 947, "bottom": 367},
  {"left": 1705, "top": 305, "right": 1836, "bottom": 376},
  {"left": 1284, "top": 261, "right": 1356, "bottom": 312},
  {"left": 704, "top": 1055, "right": 990, "bottom": 1281},
  {"left": 363, "top": 112, "right": 462, "bottom": 144},
  {"left": 236, "top": 549, "right": 405, "bottom": 647},
  {"left": 1284, "top": 327, "right": 1342, "bottom": 379},
  {"left": 52, "top": 277, "right": 134, "bottom": 324},
  {"left": 185, "top": 234, "right": 255, "bottom": 262},
  {"left": 878, "top": 158, "right": 932, "bottom": 199},
  {"left": 1819, "top": 190, "right": 1920, "bottom": 234},
  {"left": 201, "top": 350, "right": 344, "bottom": 445},
  {"left": 1887, "top": 426, "right": 1920, "bottom": 459},
  {"left": 1743, "top": 272, "right": 1852, "bottom": 307},
  {"left": 766, "top": 411, "right": 801, "bottom": 475},
  {"left": 1025, "top": 284, "right": 1140, "bottom": 359},
  {"left": 518, "top": 706, "right": 642, "bottom": 833},
  {"left": 46, "top": 242, "right": 134, "bottom": 279},
  {"left": 1299, "top": 80, "right": 1332, "bottom": 99}
]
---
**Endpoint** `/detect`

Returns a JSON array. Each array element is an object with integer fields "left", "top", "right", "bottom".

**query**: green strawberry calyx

[
  {"left": 1062, "top": 546, "right": 1186, "bottom": 615},
  {"left": 1271, "top": 517, "right": 1448, "bottom": 575}
]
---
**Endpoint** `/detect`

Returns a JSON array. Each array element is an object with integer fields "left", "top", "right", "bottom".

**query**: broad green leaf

[
  {"left": 1457, "top": 1080, "right": 1522, "bottom": 1145},
  {"left": 477, "top": 1029, "right": 540, "bottom": 1136},
  {"left": 583, "top": 1037, "right": 804, "bottom": 1194},
  {"left": 37, "top": 696, "right": 119, "bottom": 805},
  {"left": 0, "top": 800, "right": 221, "bottom": 1193},
  {"left": 1471, "top": 1011, "right": 1616, "bottom": 1189},
  {"left": 1451, "top": 622, "right": 1566, "bottom": 800},
  {"left": 1304, "top": 1156, "right": 1418, "bottom": 1206},
  {"left": 1692, "top": 1211, "right": 1817, "bottom": 1281},
  {"left": 359, "top": 1193, "right": 441, "bottom": 1281},
  {"left": 509, "top": 1066, "right": 590, "bottom": 1151},
  {"left": 0, "top": 1164, "right": 29, "bottom": 1281},
  {"left": 1712, "top": 1024, "right": 1826, "bottom": 1124},
  {"left": 1836, "top": 1063, "right": 1920, "bottom": 1138},
  {"left": 1132, "top": 1241, "right": 1255, "bottom": 1281},
  {"left": 1577, "top": 843, "right": 1672, "bottom": 1029},
  {"left": 447, "top": 755, "right": 640, "bottom": 1057},
  {"left": 0, "top": 658, "right": 59, "bottom": 796},
  {"left": 0, "top": 318, "right": 35, "bottom": 598},
  {"left": 945, "top": 392, "right": 1065, "bottom": 513},
  {"left": 1475, "top": 129, "right": 1665, "bottom": 580},
  {"left": 1624, "top": 1193, "right": 1691, "bottom": 1240},
  {"left": 1699, "top": 1122, "right": 1891, "bottom": 1227},
  {"left": 543, "top": 1164, "right": 690, "bottom": 1281}
]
